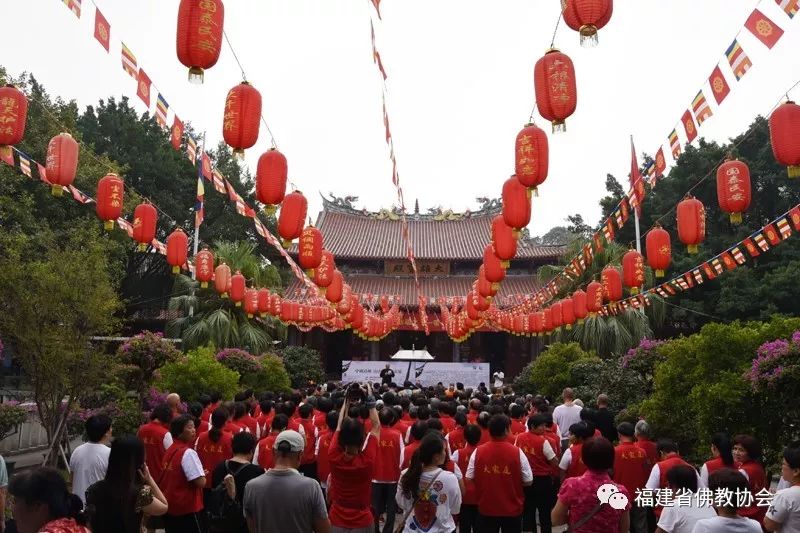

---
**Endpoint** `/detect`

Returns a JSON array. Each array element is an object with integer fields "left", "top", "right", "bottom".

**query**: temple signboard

[{"left": 384, "top": 260, "right": 450, "bottom": 277}]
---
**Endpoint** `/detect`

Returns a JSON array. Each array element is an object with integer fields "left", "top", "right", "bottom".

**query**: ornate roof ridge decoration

[{"left": 321, "top": 193, "right": 503, "bottom": 221}]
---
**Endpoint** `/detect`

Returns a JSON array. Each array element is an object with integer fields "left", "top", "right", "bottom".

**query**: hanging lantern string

[
  {"left": 528, "top": 104, "right": 538, "bottom": 124},
  {"left": 549, "top": 10, "right": 564, "bottom": 48}
]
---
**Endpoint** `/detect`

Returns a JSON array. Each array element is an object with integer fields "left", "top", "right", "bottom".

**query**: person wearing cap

[{"left": 243, "top": 430, "right": 330, "bottom": 533}]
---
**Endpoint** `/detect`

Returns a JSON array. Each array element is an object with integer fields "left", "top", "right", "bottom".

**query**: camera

[{"left": 346, "top": 382, "right": 366, "bottom": 403}]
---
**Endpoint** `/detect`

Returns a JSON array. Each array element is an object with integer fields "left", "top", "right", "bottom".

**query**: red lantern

[
  {"left": 531, "top": 312, "right": 544, "bottom": 336},
  {"left": 677, "top": 196, "right": 706, "bottom": 254},
  {"left": 646, "top": 225, "right": 671, "bottom": 278},
  {"left": 0, "top": 85, "right": 28, "bottom": 152},
  {"left": 214, "top": 263, "right": 231, "bottom": 296},
  {"left": 483, "top": 245, "right": 506, "bottom": 286},
  {"left": 176, "top": 0, "right": 224, "bottom": 83},
  {"left": 586, "top": 281, "right": 603, "bottom": 314},
  {"left": 45, "top": 133, "right": 79, "bottom": 196},
  {"left": 166, "top": 229, "right": 189, "bottom": 274},
  {"left": 622, "top": 250, "right": 645, "bottom": 295},
  {"left": 769, "top": 100, "right": 800, "bottom": 178},
  {"left": 542, "top": 308, "right": 553, "bottom": 333},
  {"left": 534, "top": 49, "right": 577, "bottom": 133},
  {"left": 336, "top": 285, "right": 352, "bottom": 315},
  {"left": 132, "top": 203, "right": 157, "bottom": 251},
  {"left": 477, "top": 265, "right": 497, "bottom": 298},
  {"left": 550, "top": 301, "right": 563, "bottom": 329},
  {"left": 717, "top": 158, "right": 751, "bottom": 224},
  {"left": 222, "top": 82, "right": 261, "bottom": 158},
  {"left": 256, "top": 148, "right": 287, "bottom": 213},
  {"left": 491, "top": 215, "right": 517, "bottom": 265},
  {"left": 244, "top": 288, "right": 259, "bottom": 318},
  {"left": 96, "top": 174, "right": 124, "bottom": 230},
  {"left": 314, "top": 251, "right": 335, "bottom": 289},
  {"left": 473, "top": 288, "right": 490, "bottom": 312},
  {"left": 562, "top": 0, "right": 614, "bottom": 47},
  {"left": 515, "top": 123, "right": 549, "bottom": 194},
  {"left": 325, "top": 270, "right": 344, "bottom": 304},
  {"left": 258, "top": 288, "right": 271, "bottom": 317},
  {"left": 602, "top": 267, "right": 623, "bottom": 302},
  {"left": 298, "top": 226, "right": 323, "bottom": 273},
  {"left": 573, "top": 289, "right": 588, "bottom": 322},
  {"left": 195, "top": 249, "right": 214, "bottom": 288},
  {"left": 230, "top": 271, "right": 246, "bottom": 306},
  {"left": 562, "top": 297, "right": 575, "bottom": 329},
  {"left": 502, "top": 176, "right": 532, "bottom": 230},
  {"left": 466, "top": 293, "right": 482, "bottom": 322},
  {"left": 277, "top": 191, "right": 308, "bottom": 248}
]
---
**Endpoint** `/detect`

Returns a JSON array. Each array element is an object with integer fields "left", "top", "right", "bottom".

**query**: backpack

[{"left": 207, "top": 461, "right": 248, "bottom": 533}]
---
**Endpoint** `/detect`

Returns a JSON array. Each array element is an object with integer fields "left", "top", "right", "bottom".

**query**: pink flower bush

[{"left": 746, "top": 334, "right": 799, "bottom": 389}]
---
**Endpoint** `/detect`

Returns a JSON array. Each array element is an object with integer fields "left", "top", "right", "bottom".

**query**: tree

[
  {"left": 513, "top": 342, "right": 598, "bottom": 398},
  {"left": 158, "top": 346, "right": 241, "bottom": 402},
  {"left": 278, "top": 346, "right": 325, "bottom": 389},
  {"left": 116, "top": 331, "right": 182, "bottom": 401}
]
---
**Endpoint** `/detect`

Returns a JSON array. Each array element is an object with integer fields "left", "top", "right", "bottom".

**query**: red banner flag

[
  {"left": 136, "top": 69, "right": 151, "bottom": 107},
  {"left": 170, "top": 116, "right": 184, "bottom": 151},
  {"left": 93, "top": 8, "right": 110, "bottom": 52},
  {"left": 201, "top": 153, "right": 213, "bottom": 180},
  {"left": 654, "top": 147, "right": 667, "bottom": 179},
  {"left": 744, "top": 9, "right": 784, "bottom": 49},
  {"left": 764, "top": 224, "right": 781, "bottom": 245},
  {"left": 36, "top": 162, "right": 50, "bottom": 184},
  {"left": 629, "top": 137, "right": 644, "bottom": 216},
  {"left": 708, "top": 66, "right": 731, "bottom": 105},
  {"left": 743, "top": 237, "right": 760, "bottom": 257},
  {"left": 789, "top": 206, "right": 800, "bottom": 230},
  {"left": 0, "top": 147, "right": 13, "bottom": 166},
  {"left": 681, "top": 110, "right": 698, "bottom": 143}
]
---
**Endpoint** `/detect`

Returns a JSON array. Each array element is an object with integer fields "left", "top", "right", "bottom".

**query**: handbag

[{"left": 394, "top": 469, "right": 444, "bottom": 533}]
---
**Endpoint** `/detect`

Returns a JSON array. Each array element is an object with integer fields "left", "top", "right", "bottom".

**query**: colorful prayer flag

[
  {"left": 195, "top": 177, "right": 205, "bottom": 228},
  {"left": 702, "top": 262, "right": 716, "bottom": 280},
  {"left": 603, "top": 220, "right": 615, "bottom": 243},
  {"left": 776, "top": 0, "right": 799, "bottom": 18},
  {"left": 629, "top": 137, "right": 644, "bottom": 215},
  {"left": 681, "top": 110, "right": 698, "bottom": 143},
  {"left": 730, "top": 246, "right": 747, "bottom": 265},
  {"left": 654, "top": 147, "right": 667, "bottom": 179},
  {"left": 726, "top": 39, "right": 752, "bottom": 81},
  {"left": 615, "top": 208, "right": 624, "bottom": 229},
  {"left": 186, "top": 135, "right": 197, "bottom": 164},
  {"left": 683, "top": 273, "right": 694, "bottom": 289},
  {"left": 711, "top": 258, "right": 725, "bottom": 275},
  {"left": 155, "top": 94, "right": 169, "bottom": 129},
  {"left": 708, "top": 66, "right": 731, "bottom": 105},
  {"left": 721, "top": 252, "right": 737, "bottom": 271},
  {"left": 764, "top": 224, "right": 781, "bottom": 245},
  {"left": 593, "top": 232, "right": 604, "bottom": 254},
  {"left": 744, "top": 9, "right": 784, "bottom": 49},
  {"left": 692, "top": 269, "right": 704, "bottom": 284},
  {"left": 753, "top": 232, "right": 770, "bottom": 252},
  {"left": 62, "top": 0, "right": 81, "bottom": 18},
  {"left": 18, "top": 154, "right": 31, "bottom": 177},
  {"left": 171, "top": 117, "right": 184, "bottom": 151},
  {"left": 36, "top": 162, "right": 50, "bottom": 184},
  {"left": 136, "top": 69, "right": 152, "bottom": 107},
  {"left": 69, "top": 185, "right": 93, "bottom": 204},
  {"left": 669, "top": 130, "right": 681, "bottom": 159},
  {"left": 121, "top": 42, "right": 138, "bottom": 78},
  {"left": 93, "top": 8, "right": 110, "bottom": 51},
  {"left": 789, "top": 206, "right": 800, "bottom": 230},
  {"left": 212, "top": 169, "right": 226, "bottom": 194},
  {"left": 743, "top": 238, "right": 760, "bottom": 257},
  {"left": 777, "top": 217, "right": 793, "bottom": 239},
  {"left": 692, "top": 90, "right": 713, "bottom": 126},
  {"left": 0, "top": 147, "right": 14, "bottom": 166}
]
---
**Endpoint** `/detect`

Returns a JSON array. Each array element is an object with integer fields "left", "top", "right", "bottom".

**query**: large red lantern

[
  {"left": 677, "top": 196, "right": 706, "bottom": 254},
  {"left": 534, "top": 49, "right": 577, "bottom": 133},
  {"left": 336, "top": 284, "right": 352, "bottom": 315},
  {"left": 0, "top": 85, "right": 28, "bottom": 152},
  {"left": 132, "top": 203, "right": 157, "bottom": 251},
  {"left": 531, "top": 312, "right": 544, "bottom": 336},
  {"left": 277, "top": 191, "right": 308, "bottom": 248},
  {"left": 258, "top": 288, "right": 271, "bottom": 317},
  {"left": 717, "top": 158, "right": 751, "bottom": 224},
  {"left": 230, "top": 271, "right": 246, "bottom": 306},
  {"left": 214, "top": 263, "right": 231, "bottom": 296},
  {"left": 244, "top": 288, "right": 259, "bottom": 318},
  {"left": 542, "top": 308, "right": 553, "bottom": 334},
  {"left": 586, "top": 281, "right": 603, "bottom": 314},
  {"left": 622, "top": 250, "right": 645, "bottom": 295},
  {"left": 298, "top": 226, "right": 323, "bottom": 273},
  {"left": 562, "top": 297, "right": 575, "bottom": 329},
  {"left": 550, "top": 301, "right": 563, "bottom": 329},
  {"left": 45, "top": 133, "right": 79, "bottom": 196},
  {"left": 491, "top": 215, "right": 517, "bottom": 265},
  {"left": 769, "top": 101, "right": 800, "bottom": 178},
  {"left": 477, "top": 265, "right": 497, "bottom": 298},
  {"left": 502, "top": 176, "right": 532, "bottom": 230},
  {"left": 176, "top": 0, "right": 224, "bottom": 83},
  {"left": 314, "top": 250, "right": 335, "bottom": 289},
  {"left": 515, "top": 123, "right": 549, "bottom": 194},
  {"left": 562, "top": 0, "right": 614, "bottom": 47},
  {"left": 483, "top": 245, "right": 506, "bottom": 286},
  {"left": 166, "top": 229, "right": 189, "bottom": 274},
  {"left": 223, "top": 81, "right": 261, "bottom": 158},
  {"left": 602, "top": 267, "right": 623, "bottom": 302},
  {"left": 646, "top": 225, "right": 671, "bottom": 277},
  {"left": 256, "top": 149, "right": 288, "bottom": 214},
  {"left": 325, "top": 270, "right": 344, "bottom": 304},
  {"left": 573, "top": 289, "right": 588, "bottom": 322},
  {"left": 195, "top": 249, "right": 215, "bottom": 288},
  {"left": 96, "top": 174, "right": 124, "bottom": 230}
]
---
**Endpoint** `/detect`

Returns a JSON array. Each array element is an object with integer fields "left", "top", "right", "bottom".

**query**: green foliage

[
  {"left": 158, "top": 346, "right": 240, "bottom": 402},
  {"left": 513, "top": 342, "right": 598, "bottom": 398},
  {"left": 246, "top": 354, "right": 292, "bottom": 393},
  {"left": 117, "top": 331, "right": 182, "bottom": 397},
  {"left": 0, "top": 404, "right": 29, "bottom": 442},
  {"left": 278, "top": 346, "right": 325, "bottom": 389}
]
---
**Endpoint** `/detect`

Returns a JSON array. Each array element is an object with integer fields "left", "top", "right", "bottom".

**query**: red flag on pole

[
  {"left": 744, "top": 9, "right": 785, "bottom": 49},
  {"left": 94, "top": 8, "right": 111, "bottom": 52},
  {"left": 708, "top": 66, "right": 731, "bottom": 105},
  {"left": 136, "top": 69, "right": 152, "bottom": 107},
  {"left": 681, "top": 110, "right": 698, "bottom": 143},
  {"left": 170, "top": 116, "right": 184, "bottom": 151},
  {"left": 629, "top": 137, "right": 644, "bottom": 215}
]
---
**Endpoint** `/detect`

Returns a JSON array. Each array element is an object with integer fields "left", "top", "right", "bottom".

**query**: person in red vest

[
  {"left": 437, "top": 402, "right": 457, "bottom": 435},
  {"left": 194, "top": 408, "right": 233, "bottom": 489},
  {"left": 316, "top": 411, "right": 338, "bottom": 497},
  {"left": 452, "top": 425, "right": 482, "bottom": 533},
  {"left": 254, "top": 414, "right": 288, "bottom": 469},
  {"left": 699, "top": 432, "right": 735, "bottom": 488},
  {"left": 231, "top": 402, "right": 254, "bottom": 434},
  {"left": 634, "top": 420, "right": 659, "bottom": 472},
  {"left": 445, "top": 412, "right": 468, "bottom": 456},
  {"left": 466, "top": 414, "right": 533, "bottom": 533},
  {"left": 137, "top": 403, "right": 173, "bottom": 481},
  {"left": 188, "top": 402, "right": 209, "bottom": 435},
  {"left": 237, "top": 396, "right": 259, "bottom": 436},
  {"left": 402, "top": 422, "right": 428, "bottom": 471},
  {"left": 645, "top": 438, "right": 699, "bottom": 519},
  {"left": 509, "top": 404, "right": 527, "bottom": 440},
  {"left": 476, "top": 412, "right": 492, "bottom": 446},
  {"left": 255, "top": 399, "right": 274, "bottom": 440},
  {"left": 160, "top": 415, "right": 206, "bottom": 533},
  {"left": 467, "top": 399, "right": 482, "bottom": 425},
  {"left": 166, "top": 393, "right": 182, "bottom": 420},
  {"left": 372, "top": 408, "right": 404, "bottom": 533},
  {"left": 201, "top": 392, "right": 221, "bottom": 424},
  {"left": 559, "top": 422, "right": 592, "bottom": 481},
  {"left": 314, "top": 396, "right": 334, "bottom": 431},
  {"left": 297, "top": 403, "right": 319, "bottom": 481},
  {"left": 733, "top": 434, "right": 768, "bottom": 525},
  {"left": 515, "top": 413, "right": 559, "bottom": 533},
  {"left": 613, "top": 422, "right": 650, "bottom": 533},
  {"left": 539, "top": 412, "right": 561, "bottom": 486}
]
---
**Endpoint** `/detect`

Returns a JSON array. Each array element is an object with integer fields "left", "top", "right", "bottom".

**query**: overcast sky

[{"left": 4, "top": 0, "right": 800, "bottom": 237}]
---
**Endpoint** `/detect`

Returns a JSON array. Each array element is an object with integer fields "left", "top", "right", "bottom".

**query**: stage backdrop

[{"left": 341, "top": 361, "right": 490, "bottom": 388}]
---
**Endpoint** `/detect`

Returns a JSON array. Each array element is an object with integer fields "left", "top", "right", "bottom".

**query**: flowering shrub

[
  {"left": 746, "top": 334, "right": 799, "bottom": 390},
  {"left": 0, "top": 402, "right": 28, "bottom": 442},
  {"left": 67, "top": 398, "right": 144, "bottom": 439},
  {"left": 216, "top": 348, "right": 260, "bottom": 376},
  {"left": 144, "top": 388, "right": 187, "bottom": 413},
  {"left": 117, "top": 331, "right": 182, "bottom": 396}
]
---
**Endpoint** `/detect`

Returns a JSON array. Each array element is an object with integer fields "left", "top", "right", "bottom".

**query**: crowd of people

[{"left": 5, "top": 381, "right": 800, "bottom": 533}]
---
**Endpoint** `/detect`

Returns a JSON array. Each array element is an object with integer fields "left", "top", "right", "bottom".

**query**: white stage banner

[{"left": 341, "top": 361, "right": 490, "bottom": 388}]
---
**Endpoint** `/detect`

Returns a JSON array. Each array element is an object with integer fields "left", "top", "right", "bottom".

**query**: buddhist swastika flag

[
  {"left": 708, "top": 65, "right": 731, "bottom": 105},
  {"left": 744, "top": 9, "right": 784, "bottom": 49},
  {"left": 682, "top": 110, "right": 698, "bottom": 143},
  {"left": 136, "top": 69, "right": 152, "bottom": 107},
  {"left": 93, "top": 8, "right": 110, "bottom": 51}
]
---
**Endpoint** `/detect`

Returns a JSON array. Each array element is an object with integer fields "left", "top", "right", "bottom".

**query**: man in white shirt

[
  {"left": 552, "top": 387, "right": 582, "bottom": 450},
  {"left": 69, "top": 414, "right": 112, "bottom": 505},
  {"left": 764, "top": 441, "right": 800, "bottom": 533},
  {"left": 493, "top": 371, "right": 505, "bottom": 390}
]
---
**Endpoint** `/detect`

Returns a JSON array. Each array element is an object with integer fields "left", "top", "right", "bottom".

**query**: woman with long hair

[
  {"left": 85, "top": 435, "right": 168, "bottom": 533},
  {"left": 196, "top": 407, "right": 233, "bottom": 489},
  {"left": 10, "top": 467, "right": 89, "bottom": 533},
  {"left": 396, "top": 433, "right": 462, "bottom": 533},
  {"left": 699, "top": 432, "right": 734, "bottom": 488}
]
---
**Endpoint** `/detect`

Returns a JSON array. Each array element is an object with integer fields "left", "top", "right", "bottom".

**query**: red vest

[
  {"left": 402, "top": 440, "right": 421, "bottom": 471},
  {"left": 472, "top": 439, "right": 525, "bottom": 517},
  {"left": 510, "top": 418, "right": 526, "bottom": 439},
  {"left": 447, "top": 427, "right": 466, "bottom": 454},
  {"left": 515, "top": 432, "right": 552, "bottom": 477},
  {"left": 737, "top": 460, "right": 767, "bottom": 523},
  {"left": 313, "top": 410, "right": 327, "bottom": 430},
  {"left": 241, "top": 414, "right": 259, "bottom": 435},
  {"left": 197, "top": 420, "right": 209, "bottom": 434},
  {"left": 566, "top": 443, "right": 587, "bottom": 479},
  {"left": 316, "top": 428, "right": 334, "bottom": 484},
  {"left": 636, "top": 438, "right": 659, "bottom": 473},
  {"left": 257, "top": 434, "right": 278, "bottom": 470},
  {"left": 138, "top": 421, "right": 169, "bottom": 479},
  {"left": 439, "top": 415, "right": 456, "bottom": 435},
  {"left": 467, "top": 410, "right": 480, "bottom": 424},
  {"left": 704, "top": 456, "right": 728, "bottom": 477},
  {"left": 375, "top": 426, "right": 403, "bottom": 482},
  {"left": 613, "top": 441, "right": 649, "bottom": 496},
  {"left": 224, "top": 421, "right": 242, "bottom": 435},
  {"left": 299, "top": 418, "right": 317, "bottom": 465},
  {"left": 195, "top": 431, "right": 233, "bottom": 488},
  {"left": 544, "top": 430, "right": 561, "bottom": 478},
  {"left": 655, "top": 454, "right": 692, "bottom": 517},
  {"left": 160, "top": 443, "right": 203, "bottom": 516},
  {"left": 456, "top": 445, "right": 478, "bottom": 505}
]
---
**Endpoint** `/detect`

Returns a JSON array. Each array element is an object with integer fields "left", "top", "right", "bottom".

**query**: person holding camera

[{"left": 328, "top": 383, "right": 381, "bottom": 533}]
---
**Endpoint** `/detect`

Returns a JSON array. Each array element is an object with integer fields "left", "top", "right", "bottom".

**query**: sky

[{"left": 3, "top": 0, "right": 800, "bottom": 238}]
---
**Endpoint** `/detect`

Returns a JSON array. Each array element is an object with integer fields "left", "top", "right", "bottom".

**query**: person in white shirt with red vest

[
  {"left": 644, "top": 438, "right": 699, "bottom": 520},
  {"left": 372, "top": 408, "right": 404, "bottom": 533},
  {"left": 159, "top": 414, "right": 206, "bottom": 533},
  {"left": 515, "top": 413, "right": 558, "bottom": 533},
  {"left": 466, "top": 414, "right": 533, "bottom": 533}
]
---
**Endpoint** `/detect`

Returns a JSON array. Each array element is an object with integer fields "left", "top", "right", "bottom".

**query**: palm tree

[
  {"left": 166, "top": 241, "right": 286, "bottom": 353},
  {"left": 536, "top": 236, "right": 665, "bottom": 357}
]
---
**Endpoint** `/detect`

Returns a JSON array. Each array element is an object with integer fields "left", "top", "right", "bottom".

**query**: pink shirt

[{"left": 557, "top": 470, "right": 631, "bottom": 533}]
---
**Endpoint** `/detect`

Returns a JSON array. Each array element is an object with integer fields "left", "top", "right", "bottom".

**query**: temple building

[{"left": 288, "top": 195, "right": 564, "bottom": 379}]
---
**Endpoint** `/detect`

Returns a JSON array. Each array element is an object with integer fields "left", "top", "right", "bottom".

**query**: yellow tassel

[
  {"left": 172, "top": 266, "right": 180, "bottom": 274},
  {"left": 788, "top": 166, "right": 800, "bottom": 178},
  {"left": 656, "top": 269, "right": 664, "bottom": 278},
  {"left": 730, "top": 213, "right": 743, "bottom": 224},
  {"left": 104, "top": 220, "right": 115, "bottom": 231},
  {"left": 688, "top": 244, "right": 699, "bottom": 254},
  {"left": 235, "top": 302, "right": 242, "bottom": 307},
  {"left": 51, "top": 185, "right": 64, "bottom": 197},
  {"left": 201, "top": 282, "right": 208, "bottom": 289}
]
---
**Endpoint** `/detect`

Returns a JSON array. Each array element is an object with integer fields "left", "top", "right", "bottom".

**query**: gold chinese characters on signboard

[{"left": 385, "top": 260, "right": 450, "bottom": 277}]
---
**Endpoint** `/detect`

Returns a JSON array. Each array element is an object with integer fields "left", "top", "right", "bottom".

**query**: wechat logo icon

[{"left": 597, "top": 483, "right": 629, "bottom": 510}]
